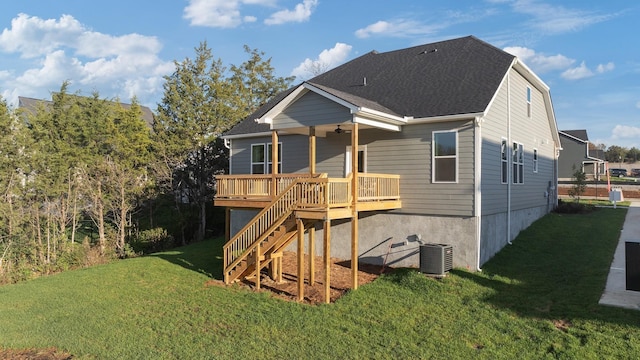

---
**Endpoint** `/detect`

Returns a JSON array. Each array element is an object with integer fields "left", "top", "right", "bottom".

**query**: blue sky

[{"left": 1, "top": 0, "right": 638, "bottom": 148}]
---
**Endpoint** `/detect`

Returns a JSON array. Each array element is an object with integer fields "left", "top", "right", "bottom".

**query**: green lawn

[{"left": 1, "top": 208, "right": 638, "bottom": 359}]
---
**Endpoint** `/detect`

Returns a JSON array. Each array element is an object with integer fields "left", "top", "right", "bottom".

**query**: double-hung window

[
  {"left": 251, "top": 143, "right": 282, "bottom": 174},
  {"left": 526, "top": 86, "right": 532, "bottom": 118},
  {"left": 512, "top": 142, "right": 524, "bottom": 184},
  {"left": 533, "top": 148, "right": 538, "bottom": 173},
  {"left": 432, "top": 130, "right": 458, "bottom": 183},
  {"left": 501, "top": 138, "right": 508, "bottom": 184}
]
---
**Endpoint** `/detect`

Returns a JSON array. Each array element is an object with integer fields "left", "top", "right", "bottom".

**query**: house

[
  {"left": 215, "top": 36, "right": 561, "bottom": 302},
  {"left": 558, "top": 130, "right": 607, "bottom": 180}
]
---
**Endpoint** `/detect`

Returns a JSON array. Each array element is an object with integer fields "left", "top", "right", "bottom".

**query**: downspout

[
  {"left": 474, "top": 116, "right": 483, "bottom": 271},
  {"left": 507, "top": 71, "right": 513, "bottom": 245}
]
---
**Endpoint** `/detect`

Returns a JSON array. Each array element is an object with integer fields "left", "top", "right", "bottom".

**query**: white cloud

[
  {"left": 0, "top": 14, "right": 173, "bottom": 106},
  {"left": 510, "top": 0, "right": 618, "bottom": 34},
  {"left": 596, "top": 62, "right": 615, "bottom": 73},
  {"left": 561, "top": 61, "right": 593, "bottom": 80},
  {"left": 183, "top": 0, "right": 276, "bottom": 28},
  {"left": 265, "top": 0, "right": 318, "bottom": 25},
  {"left": 0, "top": 13, "right": 84, "bottom": 58},
  {"left": 636, "top": 101, "right": 640, "bottom": 109},
  {"left": 184, "top": 0, "right": 243, "bottom": 28},
  {"left": 561, "top": 61, "right": 615, "bottom": 80},
  {"left": 355, "top": 19, "right": 441, "bottom": 39},
  {"left": 291, "top": 43, "right": 352, "bottom": 80},
  {"left": 354, "top": 9, "right": 496, "bottom": 39},
  {"left": 611, "top": 125, "right": 640, "bottom": 140},
  {"left": 504, "top": 46, "right": 574, "bottom": 73}
]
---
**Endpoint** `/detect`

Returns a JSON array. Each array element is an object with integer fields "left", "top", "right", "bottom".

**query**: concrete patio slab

[{"left": 599, "top": 201, "right": 640, "bottom": 310}]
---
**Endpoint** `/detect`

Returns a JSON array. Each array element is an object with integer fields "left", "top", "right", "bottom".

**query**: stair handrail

[{"left": 223, "top": 174, "right": 328, "bottom": 279}]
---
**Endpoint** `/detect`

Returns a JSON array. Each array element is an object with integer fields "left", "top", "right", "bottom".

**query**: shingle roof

[
  {"left": 18, "top": 95, "right": 155, "bottom": 128},
  {"left": 227, "top": 35, "right": 516, "bottom": 136},
  {"left": 560, "top": 129, "right": 589, "bottom": 142}
]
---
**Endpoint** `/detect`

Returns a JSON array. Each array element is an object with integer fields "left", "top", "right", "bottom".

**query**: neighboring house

[
  {"left": 18, "top": 95, "right": 155, "bottom": 127},
  {"left": 558, "top": 130, "right": 607, "bottom": 180},
  {"left": 214, "top": 36, "right": 561, "bottom": 302}
]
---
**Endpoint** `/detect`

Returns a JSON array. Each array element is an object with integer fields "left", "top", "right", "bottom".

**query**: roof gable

[
  {"left": 308, "top": 36, "right": 514, "bottom": 118},
  {"left": 560, "top": 129, "right": 588, "bottom": 142},
  {"left": 227, "top": 36, "right": 562, "bottom": 141}
]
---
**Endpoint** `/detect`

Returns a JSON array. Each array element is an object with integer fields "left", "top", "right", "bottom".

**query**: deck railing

[
  {"left": 216, "top": 172, "right": 399, "bottom": 204},
  {"left": 216, "top": 173, "right": 313, "bottom": 199},
  {"left": 358, "top": 173, "right": 401, "bottom": 202},
  {"left": 223, "top": 176, "right": 353, "bottom": 282}
]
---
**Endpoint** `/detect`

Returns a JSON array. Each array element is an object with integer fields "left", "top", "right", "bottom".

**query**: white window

[
  {"left": 501, "top": 138, "right": 508, "bottom": 184},
  {"left": 526, "top": 86, "right": 532, "bottom": 118},
  {"left": 512, "top": 142, "right": 524, "bottom": 184},
  {"left": 533, "top": 148, "right": 538, "bottom": 173},
  {"left": 251, "top": 144, "right": 265, "bottom": 174},
  {"left": 433, "top": 130, "right": 458, "bottom": 183},
  {"left": 251, "top": 143, "right": 281, "bottom": 174}
]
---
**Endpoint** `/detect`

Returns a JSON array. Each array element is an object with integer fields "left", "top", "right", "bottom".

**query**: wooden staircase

[{"left": 223, "top": 180, "right": 318, "bottom": 284}]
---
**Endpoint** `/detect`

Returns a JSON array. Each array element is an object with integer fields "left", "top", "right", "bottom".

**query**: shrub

[
  {"left": 554, "top": 199, "right": 595, "bottom": 214},
  {"left": 131, "top": 228, "right": 175, "bottom": 254}
]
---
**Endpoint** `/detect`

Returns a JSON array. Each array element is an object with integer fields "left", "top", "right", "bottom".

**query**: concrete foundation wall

[
  {"left": 480, "top": 204, "right": 548, "bottom": 265},
  {"left": 231, "top": 210, "right": 478, "bottom": 270},
  {"left": 230, "top": 205, "right": 549, "bottom": 271}
]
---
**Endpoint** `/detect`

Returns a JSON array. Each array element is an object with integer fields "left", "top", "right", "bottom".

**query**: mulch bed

[
  {"left": 206, "top": 251, "right": 391, "bottom": 304},
  {"left": 557, "top": 185, "right": 640, "bottom": 198},
  {"left": 0, "top": 348, "right": 73, "bottom": 360}
]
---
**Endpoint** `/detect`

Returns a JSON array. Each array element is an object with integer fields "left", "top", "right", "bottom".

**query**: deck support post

[
  {"left": 351, "top": 122, "right": 359, "bottom": 290},
  {"left": 309, "top": 225, "right": 315, "bottom": 285},
  {"left": 224, "top": 207, "right": 230, "bottom": 242},
  {"left": 309, "top": 126, "right": 316, "bottom": 175},
  {"left": 271, "top": 130, "right": 279, "bottom": 198},
  {"left": 323, "top": 219, "right": 331, "bottom": 304},
  {"left": 255, "top": 243, "right": 261, "bottom": 289},
  {"left": 297, "top": 218, "right": 305, "bottom": 301}
]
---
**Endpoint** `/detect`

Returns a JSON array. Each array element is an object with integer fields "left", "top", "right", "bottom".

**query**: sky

[{"left": 0, "top": 0, "right": 638, "bottom": 148}]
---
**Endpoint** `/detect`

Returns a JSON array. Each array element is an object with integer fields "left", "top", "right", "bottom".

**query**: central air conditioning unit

[{"left": 419, "top": 243, "right": 453, "bottom": 276}]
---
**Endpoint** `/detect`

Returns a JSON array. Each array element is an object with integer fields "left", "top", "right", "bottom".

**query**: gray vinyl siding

[
  {"left": 558, "top": 135, "right": 587, "bottom": 179},
  {"left": 272, "top": 91, "right": 352, "bottom": 130},
  {"left": 230, "top": 120, "right": 475, "bottom": 216},
  {"left": 481, "top": 68, "right": 557, "bottom": 216}
]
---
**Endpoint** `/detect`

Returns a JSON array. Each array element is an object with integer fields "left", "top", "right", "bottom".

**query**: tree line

[
  {"left": 0, "top": 42, "right": 293, "bottom": 283},
  {"left": 602, "top": 145, "right": 640, "bottom": 164}
]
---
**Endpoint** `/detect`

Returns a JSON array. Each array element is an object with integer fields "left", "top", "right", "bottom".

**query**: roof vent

[{"left": 421, "top": 48, "right": 438, "bottom": 54}]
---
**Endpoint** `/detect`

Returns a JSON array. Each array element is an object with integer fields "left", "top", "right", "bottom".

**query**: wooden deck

[
  {"left": 215, "top": 172, "right": 401, "bottom": 287},
  {"left": 214, "top": 173, "right": 401, "bottom": 218}
]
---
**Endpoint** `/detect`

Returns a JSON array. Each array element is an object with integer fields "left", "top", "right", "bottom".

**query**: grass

[{"left": 0, "top": 208, "right": 638, "bottom": 359}]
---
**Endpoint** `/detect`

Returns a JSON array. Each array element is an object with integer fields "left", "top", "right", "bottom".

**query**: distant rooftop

[{"left": 18, "top": 95, "right": 155, "bottom": 128}]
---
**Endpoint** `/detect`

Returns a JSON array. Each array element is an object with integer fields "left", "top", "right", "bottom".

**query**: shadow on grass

[
  {"left": 451, "top": 208, "right": 640, "bottom": 327},
  {"left": 150, "top": 237, "right": 225, "bottom": 281}
]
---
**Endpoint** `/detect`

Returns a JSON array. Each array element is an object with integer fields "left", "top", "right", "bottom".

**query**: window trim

[
  {"left": 251, "top": 143, "right": 266, "bottom": 174},
  {"left": 251, "top": 142, "right": 282, "bottom": 174},
  {"left": 432, "top": 130, "right": 458, "bottom": 183},
  {"left": 526, "top": 86, "right": 532, "bottom": 118},
  {"left": 512, "top": 141, "right": 524, "bottom": 184},
  {"left": 533, "top": 148, "right": 538, "bottom": 173},
  {"left": 345, "top": 145, "right": 367, "bottom": 176},
  {"left": 501, "top": 138, "right": 508, "bottom": 184}
]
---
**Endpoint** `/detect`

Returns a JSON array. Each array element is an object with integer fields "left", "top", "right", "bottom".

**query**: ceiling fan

[{"left": 334, "top": 125, "right": 351, "bottom": 134}]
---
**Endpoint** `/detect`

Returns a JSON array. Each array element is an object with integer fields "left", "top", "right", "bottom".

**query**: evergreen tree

[{"left": 154, "top": 42, "right": 294, "bottom": 244}]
